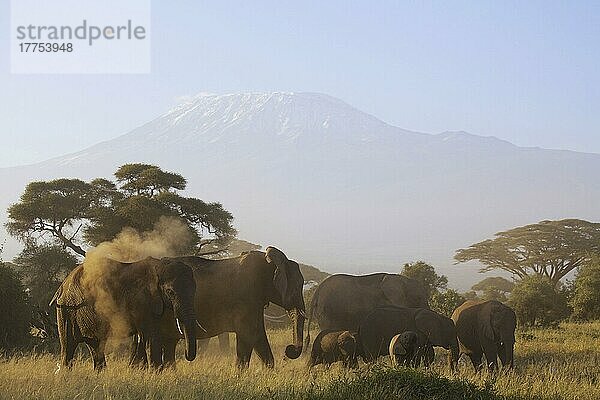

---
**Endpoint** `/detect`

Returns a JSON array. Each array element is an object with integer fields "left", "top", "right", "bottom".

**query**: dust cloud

[{"left": 80, "top": 216, "right": 192, "bottom": 340}]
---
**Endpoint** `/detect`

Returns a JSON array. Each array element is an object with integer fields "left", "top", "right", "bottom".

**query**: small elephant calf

[
  {"left": 389, "top": 331, "right": 419, "bottom": 367},
  {"left": 309, "top": 329, "right": 359, "bottom": 368}
]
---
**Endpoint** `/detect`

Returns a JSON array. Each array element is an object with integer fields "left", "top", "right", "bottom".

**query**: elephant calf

[
  {"left": 389, "top": 331, "right": 419, "bottom": 367},
  {"left": 309, "top": 329, "right": 359, "bottom": 368}
]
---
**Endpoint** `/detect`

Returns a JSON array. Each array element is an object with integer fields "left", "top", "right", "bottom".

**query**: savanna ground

[{"left": 1, "top": 322, "right": 599, "bottom": 400}]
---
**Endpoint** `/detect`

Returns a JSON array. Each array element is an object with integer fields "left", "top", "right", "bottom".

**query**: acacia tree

[
  {"left": 454, "top": 219, "right": 600, "bottom": 286},
  {"left": 6, "top": 163, "right": 236, "bottom": 256},
  {"left": 6, "top": 179, "right": 92, "bottom": 256}
]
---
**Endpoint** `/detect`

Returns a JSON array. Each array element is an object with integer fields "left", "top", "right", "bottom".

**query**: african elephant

[
  {"left": 51, "top": 257, "right": 197, "bottom": 371},
  {"left": 452, "top": 300, "right": 516, "bottom": 371},
  {"left": 306, "top": 273, "right": 428, "bottom": 347},
  {"left": 358, "top": 306, "right": 458, "bottom": 370},
  {"left": 389, "top": 331, "right": 419, "bottom": 367},
  {"left": 159, "top": 246, "right": 305, "bottom": 369},
  {"left": 308, "top": 329, "right": 359, "bottom": 368}
]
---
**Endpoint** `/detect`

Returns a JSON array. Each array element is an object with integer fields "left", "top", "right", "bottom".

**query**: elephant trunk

[
  {"left": 285, "top": 308, "right": 304, "bottom": 359},
  {"left": 182, "top": 320, "right": 197, "bottom": 361},
  {"left": 175, "top": 304, "right": 197, "bottom": 361}
]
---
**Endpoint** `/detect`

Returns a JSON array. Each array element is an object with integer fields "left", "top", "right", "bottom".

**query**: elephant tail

[
  {"left": 303, "top": 286, "right": 320, "bottom": 353},
  {"left": 304, "top": 318, "right": 311, "bottom": 354}
]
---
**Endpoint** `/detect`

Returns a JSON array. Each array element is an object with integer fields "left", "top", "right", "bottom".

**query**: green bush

[
  {"left": 508, "top": 275, "right": 569, "bottom": 327},
  {"left": 0, "top": 263, "right": 32, "bottom": 351},
  {"left": 430, "top": 289, "right": 465, "bottom": 317},
  {"left": 570, "top": 256, "right": 600, "bottom": 320},
  {"left": 13, "top": 243, "right": 78, "bottom": 308}
]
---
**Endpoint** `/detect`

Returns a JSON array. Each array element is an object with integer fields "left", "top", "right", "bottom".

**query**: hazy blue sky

[{"left": 1, "top": 1, "right": 599, "bottom": 167}]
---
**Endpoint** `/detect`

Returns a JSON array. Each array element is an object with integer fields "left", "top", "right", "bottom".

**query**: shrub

[
  {"left": 12, "top": 243, "right": 77, "bottom": 308},
  {"left": 0, "top": 263, "right": 32, "bottom": 351},
  {"left": 430, "top": 289, "right": 465, "bottom": 317},
  {"left": 570, "top": 255, "right": 600, "bottom": 320},
  {"left": 508, "top": 275, "right": 569, "bottom": 327}
]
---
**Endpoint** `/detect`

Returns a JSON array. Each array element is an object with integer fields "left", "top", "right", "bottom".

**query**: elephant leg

[
  {"left": 482, "top": 341, "right": 498, "bottom": 370},
  {"left": 59, "top": 330, "right": 77, "bottom": 369},
  {"left": 485, "top": 353, "right": 498, "bottom": 370},
  {"left": 253, "top": 329, "right": 274, "bottom": 368},
  {"left": 84, "top": 339, "right": 106, "bottom": 371},
  {"left": 61, "top": 339, "right": 77, "bottom": 370},
  {"left": 235, "top": 333, "right": 254, "bottom": 370},
  {"left": 497, "top": 343, "right": 507, "bottom": 367},
  {"left": 468, "top": 352, "right": 484, "bottom": 372},
  {"left": 148, "top": 335, "right": 163, "bottom": 370},
  {"left": 163, "top": 339, "right": 178, "bottom": 369},
  {"left": 58, "top": 310, "right": 77, "bottom": 369},
  {"left": 129, "top": 335, "right": 148, "bottom": 368},
  {"left": 218, "top": 333, "right": 230, "bottom": 354},
  {"left": 413, "top": 346, "right": 425, "bottom": 367}
]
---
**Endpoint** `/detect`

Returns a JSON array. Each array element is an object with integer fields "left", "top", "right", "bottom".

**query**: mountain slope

[{"left": 1, "top": 92, "right": 599, "bottom": 290}]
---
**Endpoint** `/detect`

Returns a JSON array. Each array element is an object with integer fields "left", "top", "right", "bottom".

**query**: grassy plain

[{"left": 1, "top": 322, "right": 599, "bottom": 400}]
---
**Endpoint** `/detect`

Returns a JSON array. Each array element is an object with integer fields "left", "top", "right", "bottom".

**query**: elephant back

[
  {"left": 310, "top": 273, "right": 427, "bottom": 332},
  {"left": 380, "top": 274, "right": 428, "bottom": 308}
]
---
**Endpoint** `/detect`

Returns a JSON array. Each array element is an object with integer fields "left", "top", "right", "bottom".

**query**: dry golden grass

[{"left": 1, "top": 322, "right": 599, "bottom": 400}]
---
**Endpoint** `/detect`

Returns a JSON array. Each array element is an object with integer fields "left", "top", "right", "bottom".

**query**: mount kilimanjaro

[{"left": 1, "top": 92, "right": 599, "bottom": 289}]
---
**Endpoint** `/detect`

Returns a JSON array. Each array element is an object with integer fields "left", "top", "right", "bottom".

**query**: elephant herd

[
  {"left": 51, "top": 247, "right": 305, "bottom": 371},
  {"left": 306, "top": 273, "right": 517, "bottom": 371},
  {"left": 50, "top": 247, "right": 516, "bottom": 373}
]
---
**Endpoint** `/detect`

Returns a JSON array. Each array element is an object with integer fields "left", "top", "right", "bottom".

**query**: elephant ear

[
  {"left": 148, "top": 265, "right": 164, "bottom": 317},
  {"left": 265, "top": 246, "right": 289, "bottom": 302},
  {"left": 53, "top": 266, "right": 86, "bottom": 307},
  {"left": 381, "top": 275, "right": 408, "bottom": 305},
  {"left": 415, "top": 310, "right": 445, "bottom": 347}
]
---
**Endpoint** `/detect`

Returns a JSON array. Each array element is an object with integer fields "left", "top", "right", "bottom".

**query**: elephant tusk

[
  {"left": 176, "top": 318, "right": 183, "bottom": 335},
  {"left": 196, "top": 320, "right": 207, "bottom": 332}
]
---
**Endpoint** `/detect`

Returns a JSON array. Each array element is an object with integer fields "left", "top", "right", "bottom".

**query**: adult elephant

[
  {"left": 51, "top": 257, "right": 197, "bottom": 371},
  {"left": 161, "top": 246, "right": 305, "bottom": 369},
  {"left": 452, "top": 300, "right": 516, "bottom": 371},
  {"left": 358, "top": 306, "right": 459, "bottom": 370},
  {"left": 306, "top": 273, "right": 428, "bottom": 347}
]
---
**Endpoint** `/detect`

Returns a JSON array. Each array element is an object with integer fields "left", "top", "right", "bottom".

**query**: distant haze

[{"left": 1, "top": 92, "right": 599, "bottom": 290}]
